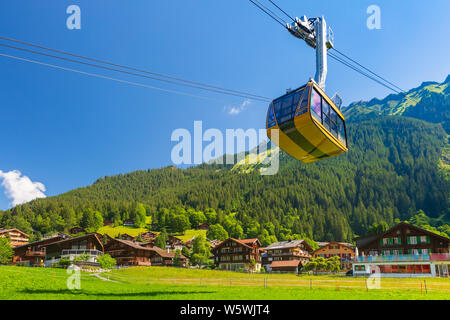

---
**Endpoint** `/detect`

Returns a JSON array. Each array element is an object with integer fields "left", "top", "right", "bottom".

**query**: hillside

[
  {"left": 1, "top": 116, "right": 448, "bottom": 243},
  {"left": 344, "top": 75, "right": 450, "bottom": 133}
]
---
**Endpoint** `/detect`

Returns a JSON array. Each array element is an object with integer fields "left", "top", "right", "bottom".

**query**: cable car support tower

[{"left": 287, "top": 15, "right": 342, "bottom": 108}]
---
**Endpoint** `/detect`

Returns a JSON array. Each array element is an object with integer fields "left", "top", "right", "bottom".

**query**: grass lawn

[
  {"left": 97, "top": 226, "right": 150, "bottom": 238},
  {"left": 1, "top": 265, "right": 449, "bottom": 300},
  {"left": 96, "top": 226, "right": 204, "bottom": 242}
]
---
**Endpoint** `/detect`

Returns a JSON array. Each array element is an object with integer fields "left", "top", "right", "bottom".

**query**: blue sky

[{"left": 0, "top": 0, "right": 449, "bottom": 209}]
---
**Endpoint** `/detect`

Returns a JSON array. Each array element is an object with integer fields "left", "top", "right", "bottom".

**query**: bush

[{"left": 97, "top": 254, "right": 116, "bottom": 269}]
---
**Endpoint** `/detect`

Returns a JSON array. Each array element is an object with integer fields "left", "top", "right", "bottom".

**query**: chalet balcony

[
  {"left": 61, "top": 249, "right": 103, "bottom": 257},
  {"left": 355, "top": 254, "right": 450, "bottom": 263},
  {"left": 267, "top": 252, "right": 310, "bottom": 258},
  {"left": 25, "top": 250, "right": 46, "bottom": 257}
]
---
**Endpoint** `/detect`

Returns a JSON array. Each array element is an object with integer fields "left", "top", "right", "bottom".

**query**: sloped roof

[
  {"left": 0, "top": 228, "right": 30, "bottom": 238},
  {"left": 110, "top": 238, "right": 185, "bottom": 259},
  {"left": 264, "top": 240, "right": 313, "bottom": 252},
  {"left": 270, "top": 260, "right": 302, "bottom": 268}
]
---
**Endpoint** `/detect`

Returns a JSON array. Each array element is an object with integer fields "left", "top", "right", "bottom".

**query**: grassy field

[
  {"left": 1, "top": 265, "right": 449, "bottom": 300},
  {"left": 96, "top": 226, "right": 205, "bottom": 242}
]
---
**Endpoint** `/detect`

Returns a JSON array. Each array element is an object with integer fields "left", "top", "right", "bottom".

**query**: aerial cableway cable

[
  {"left": 0, "top": 52, "right": 234, "bottom": 103},
  {"left": 248, "top": 0, "right": 287, "bottom": 28},
  {"left": 331, "top": 47, "right": 405, "bottom": 92},
  {"left": 327, "top": 52, "right": 403, "bottom": 94},
  {"left": 0, "top": 42, "right": 271, "bottom": 102},
  {"left": 0, "top": 35, "right": 271, "bottom": 102},
  {"left": 247, "top": 0, "right": 404, "bottom": 94}
]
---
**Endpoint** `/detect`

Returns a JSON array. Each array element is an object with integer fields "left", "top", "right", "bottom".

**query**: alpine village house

[
  {"left": 262, "top": 240, "right": 314, "bottom": 273},
  {"left": 211, "top": 238, "right": 263, "bottom": 272},
  {"left": 353, "top": 222, "right": 450, "bottom": 277}
]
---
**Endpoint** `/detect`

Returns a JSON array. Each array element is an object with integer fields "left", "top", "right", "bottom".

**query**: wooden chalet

[
  {"left": 211, "top": 238, "right": 262, "bottom": 272},
  {"left": 69, "top": 227, "right": 86, "bottom": 235},
  {"left": 43, "top": 233, "right": 104, "bottom": 266},
  {"left": 167, "top": 235, "right": 184, "bottom": 251},
  {"left": 12, "top": 234, "right": 71, "bottom": 266},
  {"left": 313, "top": 241, "right": 356, "bottom": 271},
  {"left": 197, "top": 223, "right": 210, "bottom": 230},
  {"left": 123, "top": 219, "right": 135, "bottom": 227},
  {"left": 104, "top": 238, "right": 186, "bottom": 267},
  {"left": 262, "top": 240, "right": 313, "bottom": 273},
  {"left": 116, "top": 233, "right": 136, "bottom": 241},
  {"left": 353, "top": 222, "right": 450, "bottom": 277},
  {"left": 138, "top": 231, "right": 158, "bottom": 242},
  {"left": 0, "top": 228, "right": 30, "bottom": 247}
]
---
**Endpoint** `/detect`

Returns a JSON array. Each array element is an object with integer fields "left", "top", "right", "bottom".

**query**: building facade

[
  {"left": 353, "top": 223, "right": 450, "bottom": 277},
  {"left": 0, "top": 229, "right": 30, "bottom": 247},
  {"left": 13, "top": 234, "right": 71, "bottom": 266},
  {"left": 105, "top": 238, "right": 186, "bottom": 267},
  {"left": 262, "top": 240, "right": 313, "bottom": 273},
  {"left": 313, "top": 241, "right": 356, "bottom": 271},
  {"left": 211, "top": 238, "right": 262, "bottom": 272}
]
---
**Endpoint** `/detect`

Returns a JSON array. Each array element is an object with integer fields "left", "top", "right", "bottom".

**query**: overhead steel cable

[
  {"left": 0, "top": 42, "right": 271, "bottom": 102},
  {"left": 248, "top": 0, "right": 288, "bottom": 28},
  {"left": 267, "top": 0, "right": 296, "bottom": 23},
  {"left": 0, "top": 35, "right": 271, "bottom": 102},
  {"left": 0, "top": 52, "right": 233, "bottom": 103},
  {"left": 328, "top": 52, "right": 402, "bottom": 94},
  {"left": 247, "top": 1, "right": 404, "bottom": 94},
  {"left": 252, "top": 0, "right": 288, "bottom": 25},
  {"left": 331, "top": 47, "right": 405, "bottom": 92}
]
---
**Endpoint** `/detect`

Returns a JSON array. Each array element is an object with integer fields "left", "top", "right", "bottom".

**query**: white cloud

[
  {"left": 0, "top": 170, "right": 46, "bottom": 206},
  {"left": 225, "top": 99, "right": 251, "bottom": 115}
]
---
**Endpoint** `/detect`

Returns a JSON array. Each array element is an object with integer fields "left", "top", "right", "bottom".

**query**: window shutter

[
  {"left": 416, "top": 236, "right": 420, "bottom": 244},
  {"left": 426, "top": 236, "right": 430, "bottom": 244},
  {"left": 398, "top": 237, "right": 402, "bottom": 245},
  {"left": 407, "top": 237, "right": 410, "bottom": 244},
  {"left": 408, "top": 249, "right": 411, "bottom": 254},
  {"left": 380, "top": 239, "right": 383, "bottom": 247}
]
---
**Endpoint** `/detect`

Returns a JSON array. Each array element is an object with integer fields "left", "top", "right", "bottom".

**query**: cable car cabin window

[
  {"left": 278, "top": 91, "right": 301, "bottom": 124},
  {"left": 311, "top": 88, "right": 322, "bottom": 122},
  {"left": 295, "top": 86, "right": 310, "bottom": 117},
  {"left": 337, "top": 118, "right": 347, "bottom": 146},
  {"left": 273, "top": 100, "right": 282, "bottom": 123},
  {"left": 267, "top": 104, "right": 276, "bottom": 128}
]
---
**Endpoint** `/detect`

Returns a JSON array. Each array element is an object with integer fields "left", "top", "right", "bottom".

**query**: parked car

[{"left": 346, "top": 270, "right": 353, "bottom": 276}]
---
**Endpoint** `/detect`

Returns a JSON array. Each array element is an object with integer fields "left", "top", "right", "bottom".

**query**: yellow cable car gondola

[
  {"left": 266, "top": 80, "right": 348, "bottom": 163},
  {"left": 266, "top": 15, "right": 348, "bottom": 163}
]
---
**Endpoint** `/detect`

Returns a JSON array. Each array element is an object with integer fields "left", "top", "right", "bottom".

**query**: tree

[
  {"left": 134, "top": 203, "right": 147, "bottom": 228},
  {"left": 155, "top": 230, "right": 168, "bottom": 250},
  {"left": 173, "top": 249, "right": 182, "bottom": 267},
  {"left": 97, "top": 254, "right": 117, "bottom": 269},
  {"left": 207, "top": 224, "right": 229, "bottom": 241},
  {"left": 0, "top": 238, "right": 13, "bottom": 264},
  {"left": 190, "top": 235, "right": 211, "bottom": 266}
]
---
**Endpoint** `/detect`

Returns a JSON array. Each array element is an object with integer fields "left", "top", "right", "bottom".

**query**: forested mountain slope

[{"left": 344, "top": 75, "right": 450, "bottom": 133}]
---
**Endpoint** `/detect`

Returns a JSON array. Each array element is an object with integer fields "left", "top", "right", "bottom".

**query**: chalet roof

[
  {"left": 212, "top": 238, "right": 261, "bottom": 251},
  {"left": 265, "top": 240, "right": 307, "bottom": 250},
  {"left": 270, "top": 260, "right": 302, "bottom": 268},
  {"left": 44, "top": 233, "right": 104, "bottom": 252},
  {"left": 264, "top": 240, "right": 313, "bottom": 253},
  {"left": 355, "top": 222, "right": 450, "bottom": 249},
  {"left": 314, "top": 241, "right": 355, "bottom": 251},
  {"left": 0, "top": 228, "right": 30, "bottom": 238},
  {"left": 13, "top": 234, "right": 70, "bottom": 250},
  {"left": 110, "top": 238, "right": 185, "bottom": 259}
]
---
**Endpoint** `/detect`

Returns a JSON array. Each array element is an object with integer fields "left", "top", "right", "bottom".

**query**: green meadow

[{"left": 0, "top": 265, "right": 449, "bottom": 300}]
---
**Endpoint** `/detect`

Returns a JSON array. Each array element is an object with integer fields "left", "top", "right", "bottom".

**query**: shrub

[{"left": 97, "top": 254, "right": 116, "bottom": 269}]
